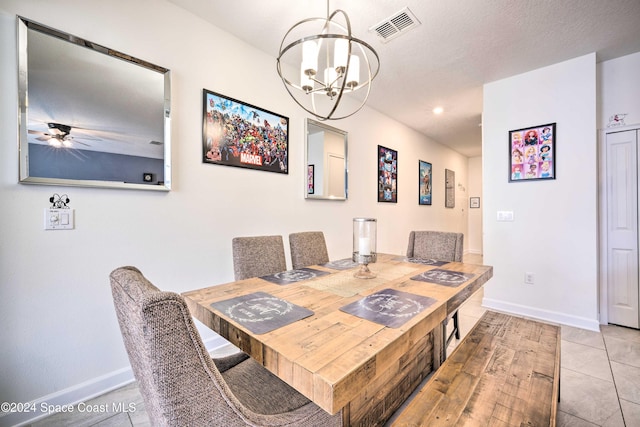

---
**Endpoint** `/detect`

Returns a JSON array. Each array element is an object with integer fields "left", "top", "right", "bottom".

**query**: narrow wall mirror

[
  {"left": 17, "top": 17, "right": 171, "bottom": 191},
  {"left": 305, "top": 119, "right": 348, "bottom": 200}
]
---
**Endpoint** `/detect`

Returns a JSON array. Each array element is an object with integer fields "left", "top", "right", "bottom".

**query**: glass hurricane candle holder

[{"left": 352, "top": 217, "right": 377, "bottom": 279}]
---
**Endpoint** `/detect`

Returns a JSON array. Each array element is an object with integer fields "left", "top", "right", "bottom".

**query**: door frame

[{"left": 599, "top": 123, "right": 640, "bottom": 325}]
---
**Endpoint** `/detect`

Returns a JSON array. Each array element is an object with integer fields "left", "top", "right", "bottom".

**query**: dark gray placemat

[
  {"left": 210, "top": 291, "right": 314, "bottom": 334},
  {"left": 411, "top": 269, "right": 475, "bottom": 287},
  {"left": 321, "top": 258, "right": 359, "bottom": 270},
  {"left": 339, "top": 288, "right": 436, "bottom": 328},
  {"left": 260, "top": 267, "right": 330, "bottom": 285},
  {"left": 393, "top": 256, "right": 449, "bottom": 266}
]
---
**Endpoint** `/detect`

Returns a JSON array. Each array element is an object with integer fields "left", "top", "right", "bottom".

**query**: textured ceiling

[{"left": 168, "top": 0, "right": 640, "bottom": 157}]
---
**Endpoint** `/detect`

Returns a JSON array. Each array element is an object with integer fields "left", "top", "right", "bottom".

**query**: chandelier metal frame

[{"left": 276, "top": 5, "right": 380, "bottom": 121}]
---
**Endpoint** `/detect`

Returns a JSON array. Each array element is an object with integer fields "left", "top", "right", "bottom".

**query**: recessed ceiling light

[{"left": 433, "top": 107, "right": 444, "bottom": 115}]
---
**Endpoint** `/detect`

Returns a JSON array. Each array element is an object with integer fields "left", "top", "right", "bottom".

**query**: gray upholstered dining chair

[
  {"left": 406, "top": 230, "right": 464, "bottom": 262},
  {"left": 232, "top": 235, "right": 287, "bottom": 280},
  {"left": 289, "top": 231, "right": 330, "bottom": 269},
  {"left": 406, "top": 230, "right": 464, "bottom": 346},
  {"left": 110, "top": 266, "right": 342, "bottom": 427}
]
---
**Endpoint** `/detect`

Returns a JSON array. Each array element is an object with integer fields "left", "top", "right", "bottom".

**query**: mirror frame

[
  {"left": 305, "top": 118, "right": 348, "bottom": 200},
  {"left": 17, "top": 16, "right": 172, "bottom": 191}
]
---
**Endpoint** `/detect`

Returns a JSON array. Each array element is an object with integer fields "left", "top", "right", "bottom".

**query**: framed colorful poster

[
  {"left": 509, "top": 123, "right": 555, "bottom": 182},
  {"left": 202, "top": 89, "right": 289, "bottom": 174},
  {"left": 418, "top": 160, "right": 432, "bottom": 205},
  {"left": 307, "top": 164, "right": 314, "bottom": 194},
  {"left": 378, "top": 145, "right": 397, "bottom": 203}
]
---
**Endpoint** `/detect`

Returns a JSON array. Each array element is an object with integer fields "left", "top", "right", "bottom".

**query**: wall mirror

[
  {"left": 305, "top": 119, "right": 348, "bottom": 200},
  {"left": 17, "top": 17, "right": 171, "bottom": 191}
]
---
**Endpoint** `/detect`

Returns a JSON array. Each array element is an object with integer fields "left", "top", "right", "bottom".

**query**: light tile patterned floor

[{"left": 29, "top": 254, "right": 640, "bottom": 426}]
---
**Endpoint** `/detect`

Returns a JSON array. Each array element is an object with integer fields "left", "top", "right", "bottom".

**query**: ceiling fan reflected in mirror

[{"left": 27, "top": 122, "right": 100, "bottom": 148}]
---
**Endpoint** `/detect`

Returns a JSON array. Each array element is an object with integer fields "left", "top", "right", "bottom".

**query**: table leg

[{"left": 432, "top": 322, "right": 445, "bottom": 370}]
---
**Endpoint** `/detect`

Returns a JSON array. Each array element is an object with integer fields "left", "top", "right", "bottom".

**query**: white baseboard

[
  {"left": 1, "top": 336, "right": 228, "bottom": 427},
  {"left": 482, "top": 297, "right": 601, "bottom": 332}
]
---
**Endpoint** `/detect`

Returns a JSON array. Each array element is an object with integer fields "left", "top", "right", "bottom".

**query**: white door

[
  {"left": 326, "top": 153, "right": 345, "bottom": 198},
  {"left": 606, "top": 129, "right": 640, "bottom": 328}
]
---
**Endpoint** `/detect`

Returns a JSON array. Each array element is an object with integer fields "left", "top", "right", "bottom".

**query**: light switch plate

[
  {"left": 497, "top": 211, "right": 514, "bottom": 221},
  {"left": 44, "top": 208, "right": 74, "bottom": 230}
]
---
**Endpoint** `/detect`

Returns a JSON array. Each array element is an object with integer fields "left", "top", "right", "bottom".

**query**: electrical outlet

[{"left": 524, "top": 272, "right": 534, "bottom": 284}]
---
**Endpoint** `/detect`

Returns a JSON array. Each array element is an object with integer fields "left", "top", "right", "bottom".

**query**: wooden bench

[{"left": 391, "top": 310, "right": 561, "bottom": 426}]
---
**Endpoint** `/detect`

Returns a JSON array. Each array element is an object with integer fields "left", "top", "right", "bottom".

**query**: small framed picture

[
  {"left": 509, "top": 123, "right": 555, "bottom": 182},
  {"left": 378, "top": 145, "right": 397, "bottom": 203},
  {"left": 418, "top": 160, "right": 432, "bottom": 205},
  {"left": 445, "top": 169, "right": 455, "bottom": 208},
  {"left": 470, "top": 197, "right": 480, "bottom": 208},
  {"left": 307, "top": 164, "right": 314, "bottom": 194}
]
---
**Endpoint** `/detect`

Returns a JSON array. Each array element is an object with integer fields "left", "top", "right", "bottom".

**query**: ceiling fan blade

[{"left": 72, "top": 134, "right": 102, "bottom": 141}]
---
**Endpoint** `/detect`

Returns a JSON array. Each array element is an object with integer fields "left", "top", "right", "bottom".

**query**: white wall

[
  {"left": 0, "top": 1, "right": 469, "bottom": 423},
  {"left": 598, "top": 51, "right": 640, "bottom": 129},
  {"left": 482, "top": 54, "right": 599, "bottom": 331},
  {"left": 467, "top": 156, "right": 483, "bottom": 254}
]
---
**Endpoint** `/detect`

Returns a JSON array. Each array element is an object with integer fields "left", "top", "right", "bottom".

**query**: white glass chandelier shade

[
  {"left": 277, "top": 9, "right": 380, "bottom": 121},
  {"left": 301, "top": 40, "right": 318, "bottom": 76},
  {"left": 334, "top": 38, "right": 348, "bottom": 72},
  {"left": 345, "top": 55, "right": 359, "bottom": 88}
]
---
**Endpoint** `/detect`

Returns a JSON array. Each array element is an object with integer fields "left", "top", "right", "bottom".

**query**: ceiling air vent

[{"left": 369, "top": 7, "right": 421, "bottom": 43}]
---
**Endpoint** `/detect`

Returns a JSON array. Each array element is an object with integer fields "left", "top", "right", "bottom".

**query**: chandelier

[{"left": 276, "top": 1, "right": 380, "bottom": 120}]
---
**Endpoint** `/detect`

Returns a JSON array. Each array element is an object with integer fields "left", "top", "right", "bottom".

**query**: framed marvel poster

[
  {"left": 202, "top": 89, "right": 289, "bottom": 174},
  {"left": 509, "top": 123, "right": 555, "bottom": 182},
  {"left": 378, "top": 145, "right": 397, "bottom": 203}
]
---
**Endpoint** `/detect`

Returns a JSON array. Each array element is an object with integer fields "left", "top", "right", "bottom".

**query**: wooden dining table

[{"left": 183, "top": 253, "right": 493, "bottom": 427}]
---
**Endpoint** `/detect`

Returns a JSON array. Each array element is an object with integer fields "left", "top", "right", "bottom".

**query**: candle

[{"left": 359, "top": 237, "right": 371, "bottom": 256}]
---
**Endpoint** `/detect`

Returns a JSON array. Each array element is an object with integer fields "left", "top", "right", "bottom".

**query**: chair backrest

[
  {"left": 232, "top": 235, "right": 287, "bottom": 280},
  {"left": 109, "top": 267, "right": 247, "bottom": 426},
  {"left": 111, "top": 267, "right": 342, "bottom": 426},
  {"left": 406, "top": 231, "right": 464, "bottom": 262},
  {"left": 289, "top": 231, "right": 330, "bottom": 269}
]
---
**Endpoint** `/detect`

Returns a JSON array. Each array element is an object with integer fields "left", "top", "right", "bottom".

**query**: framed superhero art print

[
  {"left": 509, "top": 123, "right": 555, "bottom": 182},
  {"left": 202, "top": 89, "right": 289, "bottom": 174}
]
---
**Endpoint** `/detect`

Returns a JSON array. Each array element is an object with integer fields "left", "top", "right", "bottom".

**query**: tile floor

[{"left": 28, "top": 254, "right": 640, "bottom": 426}]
